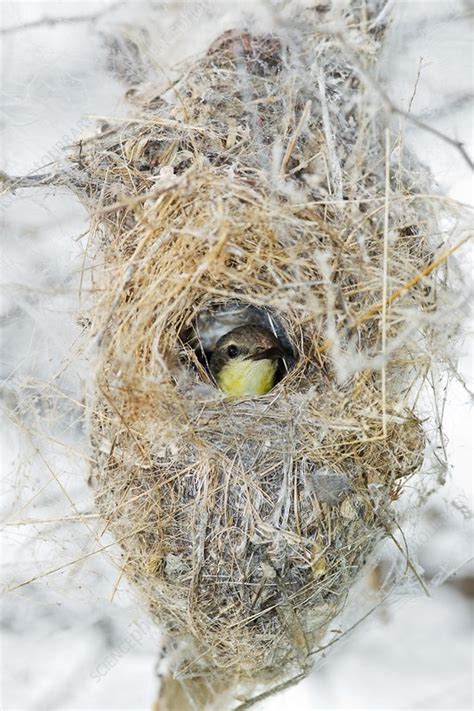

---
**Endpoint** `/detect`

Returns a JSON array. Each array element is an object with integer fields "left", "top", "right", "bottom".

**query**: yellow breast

[{"left": 217, "top": 358, "right": 277, "bottom": 397}]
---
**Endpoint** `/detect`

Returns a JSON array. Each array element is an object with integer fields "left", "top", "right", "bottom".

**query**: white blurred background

[{"left": 1, "top": 2, "right": 472, "bottom": 709}]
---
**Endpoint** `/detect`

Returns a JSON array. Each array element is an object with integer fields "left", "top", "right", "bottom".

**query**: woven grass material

[{"left": 74, "top": 13, "right": 451, "bottom": 710}]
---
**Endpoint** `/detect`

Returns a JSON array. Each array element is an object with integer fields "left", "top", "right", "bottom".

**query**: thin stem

[
  {"left": 381, "top": 128, "right": 390, "bottom": 438},
  {"left": 1, "top": 2, "right": 124, "bottom": 35}
]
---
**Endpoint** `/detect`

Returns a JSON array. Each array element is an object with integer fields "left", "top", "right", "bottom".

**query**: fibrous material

[{"left": 66, "top": 3, "right": 465, "bottom": 708}]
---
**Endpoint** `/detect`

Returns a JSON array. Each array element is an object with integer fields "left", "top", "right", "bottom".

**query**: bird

[{"left": 209, "top": 324, "right": 286, "bottom": 397}]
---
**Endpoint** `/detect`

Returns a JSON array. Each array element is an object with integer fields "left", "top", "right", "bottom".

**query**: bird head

[{"left": 209, "top": 324, "right": 286, "bottom": 397}]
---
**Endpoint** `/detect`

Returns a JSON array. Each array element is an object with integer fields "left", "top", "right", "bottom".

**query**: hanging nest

[{"left": 68, "top": 8, "right": 461, "bottom": 710}]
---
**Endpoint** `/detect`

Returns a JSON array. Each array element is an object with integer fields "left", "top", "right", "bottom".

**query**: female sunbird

[{"left": 210, "top": 324, "right": 285, "bottom": 397}]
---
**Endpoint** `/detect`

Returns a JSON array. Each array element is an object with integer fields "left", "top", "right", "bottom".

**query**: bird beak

[{"left": 247, "top": 345, "right": 286, "bottom": 362}]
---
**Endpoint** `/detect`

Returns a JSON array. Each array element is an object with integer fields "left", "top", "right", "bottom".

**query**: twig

[
  {"left": 391, "top": 103, "right": 474, "bottom": 170},
  {"left": 317, "top": 67, "right": 343, "bottom": 200},
  {"left": 0, "top": 169, "right": 67, "bottom": 193},
  {"left": 384, "top": 523, "right": 431, "bottom": 596},
  {"left": 354, "top": 234, "right": 472, "bottom": 327},
  {"left": 310, "top": 592, "right": 392, "bottom": 656},
  {"left": 98, "top": 176, "right": 186, "bottom": 215},
  {"left": 234, "top": 673, "right": 306, "bottom": 711},
  {"left": 381, "top": 128, "right": 390, "bottom": 437},
  {"left": 323, "top": 29, "right": 474, "bottom": 171},
  {"left": 317, "top": 234, "right": 472, "bottom": 355},
  {"left": 280, "top": 100, "right": 312, "bottom": 177},
  {"left": 3, "top": 514, "right": 99, "bottom": 527},
  {"left": 5, "top": 537, "right": 123, "bottom": 592},
  {"left": 0, "top": 1, "right": 124, "bottom": 35},
  {"left": 417, "top": 92, "right": 474, "bottom": 123},
  {"left": 368, "top": 0, "right": 397, "bottom": 30}
]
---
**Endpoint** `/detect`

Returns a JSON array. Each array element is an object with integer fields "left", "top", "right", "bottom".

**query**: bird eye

[{"left": 227, "top": 344, "right": 239, "bottom": 358}]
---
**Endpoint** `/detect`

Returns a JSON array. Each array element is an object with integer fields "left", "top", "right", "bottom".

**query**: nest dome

[{"left": 69, "top": 15, "right": 458, "bottom": 710}]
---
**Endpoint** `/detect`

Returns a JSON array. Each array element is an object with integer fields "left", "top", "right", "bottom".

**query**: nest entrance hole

[{"left": 181, "top": 302, "right": 297, "bottom": 389}]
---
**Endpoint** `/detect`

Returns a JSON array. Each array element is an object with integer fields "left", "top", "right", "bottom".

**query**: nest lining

[{"left": 67, "top": 13, "right": 462, "bottom": 709}]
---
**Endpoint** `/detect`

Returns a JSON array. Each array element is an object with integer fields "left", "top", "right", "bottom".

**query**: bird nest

[{"left": 69, "top": 15, "right": 460, "bottom": 710}]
